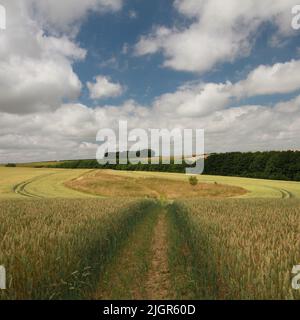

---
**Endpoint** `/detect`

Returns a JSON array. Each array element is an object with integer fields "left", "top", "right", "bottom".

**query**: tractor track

[
  {"left": 13, "top": 172, "right": 63, "bottom": 198},
  {"left": 262, "top": 185, "right": 294, "bottom": 199}
]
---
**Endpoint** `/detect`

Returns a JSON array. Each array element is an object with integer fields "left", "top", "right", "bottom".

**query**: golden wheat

[
  {"left": 0, "top": 198, "right": 154, "bottom": 300},
  {"left": 171, "top": 199, "right": 300, "bottom": 300}
]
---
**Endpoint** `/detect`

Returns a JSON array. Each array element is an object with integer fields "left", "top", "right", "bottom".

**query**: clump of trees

[
  {"left": 5, "top": 163, "right": 16, "bottom": 167},
  {"left": 204, "top": 151, "right": 300, "bottom": 181}
]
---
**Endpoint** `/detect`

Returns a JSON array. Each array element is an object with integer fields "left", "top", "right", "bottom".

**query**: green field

[{"left": 1, "top": 167, "right": 300, "bottom": 300}]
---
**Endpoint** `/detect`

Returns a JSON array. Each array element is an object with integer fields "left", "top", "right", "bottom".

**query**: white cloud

[
  {"left": 0, "top": 0, "right": 124, "bottom": 114},
  {"left": 135, "top": 0, "right": 298, "bottom": 73},
  {"left": 153, "top": 82, "right": 233, "bottom": 118},
  {"left": 28, "top": 0, "right": 123, "bottom": 34},
  {"left": 275, "top": 95, "right": 300, "bottom": 113},
  {"left": 152, "top": 59, "right": 300, "bottom": 118},
  {"left": 2, "top": 57, "right": 300, "bottom": 162},
  {"left": 0, "top": 56, "right": 82, "bottom": 114},
  {"left": 87, "top": 76, "right": 124, "bottom": 100},
  {"left": 1, "top": 92, "right": 300, "bottom": 162},
  {"left": 2, "top": 56, "right": 300, "bottom": 161},
  {"left": 233, "top": 60, "right": 300, "bottom": 97}
]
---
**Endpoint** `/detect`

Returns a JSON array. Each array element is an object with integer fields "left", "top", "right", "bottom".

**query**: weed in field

[{"left": 189, "top": 176, "right": 198, "bottom": 186}]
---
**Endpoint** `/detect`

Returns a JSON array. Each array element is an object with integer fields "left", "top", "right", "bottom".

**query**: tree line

[{"left": 44, "top": 150, "right": 300, "bottom": 181}]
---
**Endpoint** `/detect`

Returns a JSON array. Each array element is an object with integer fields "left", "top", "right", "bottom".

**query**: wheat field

[
  {"left": 170, "top": 199, "right": 300, "bottom": 300},
  {"left": 1, "top": 167, "right": 300, "bottom": 300},
  {"left": 0, "top": 167, "right": 95, "bottom": 199},
  {"left": 0, "top": 198, "right": 155, "bottom": 299}
]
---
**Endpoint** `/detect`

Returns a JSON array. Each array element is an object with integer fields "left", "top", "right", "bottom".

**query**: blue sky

[{"left": 75, "top": 0, "right": 198, "bottom": 106}]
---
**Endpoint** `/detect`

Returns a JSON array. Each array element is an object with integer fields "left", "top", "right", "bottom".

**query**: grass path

[
  {"left": 92, "top": 206, "right": 160, "bottom": 299},
  {"left": 92, "top": 204, "right": 177, "bottom": 300},
  {"left": 145, "top": 209, "right": 172, "bottom": 299}
]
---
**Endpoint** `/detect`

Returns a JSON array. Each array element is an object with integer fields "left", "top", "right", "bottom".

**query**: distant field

[{"left": 1, "top": 167, "right": 300, "bottom": 199}]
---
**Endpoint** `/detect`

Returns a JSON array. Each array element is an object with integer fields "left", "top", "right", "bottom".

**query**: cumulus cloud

[
  {"left": 0, "top": 0, "right": 123, "bottom": 114},
  {"left": 153, "top": 82, "right": 233, "bottom": 118},
  {"left": 233, "top": 60, "right": 300, "bottom": 97},
  {"left": 152, "top": 59, "right": 300, "bottom": 118},
  {"left": 135, "top": 0, "right": 298, "bottom": 73},
  {"left": 28, "top": 0, "right": 123, "bottom": 34},
  {"left": 2, "top": 58, "right": 300, "bottom": 162},
  {"left": 2, "top": 57, "right": 300, "bottom": 162},
  {"left": 0, "top": 56, "right": 83, "bottom": 114},
  {"left": 87, "top": 76, "right": 124, "bottom": 100},
  {"left": 1, "top": 92, "right": 300, "bottom": 162}
]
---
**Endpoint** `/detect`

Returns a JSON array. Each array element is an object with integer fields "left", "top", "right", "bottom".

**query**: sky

[{"left": 1, "top": 0, "right": 300, "bottom": 162}]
